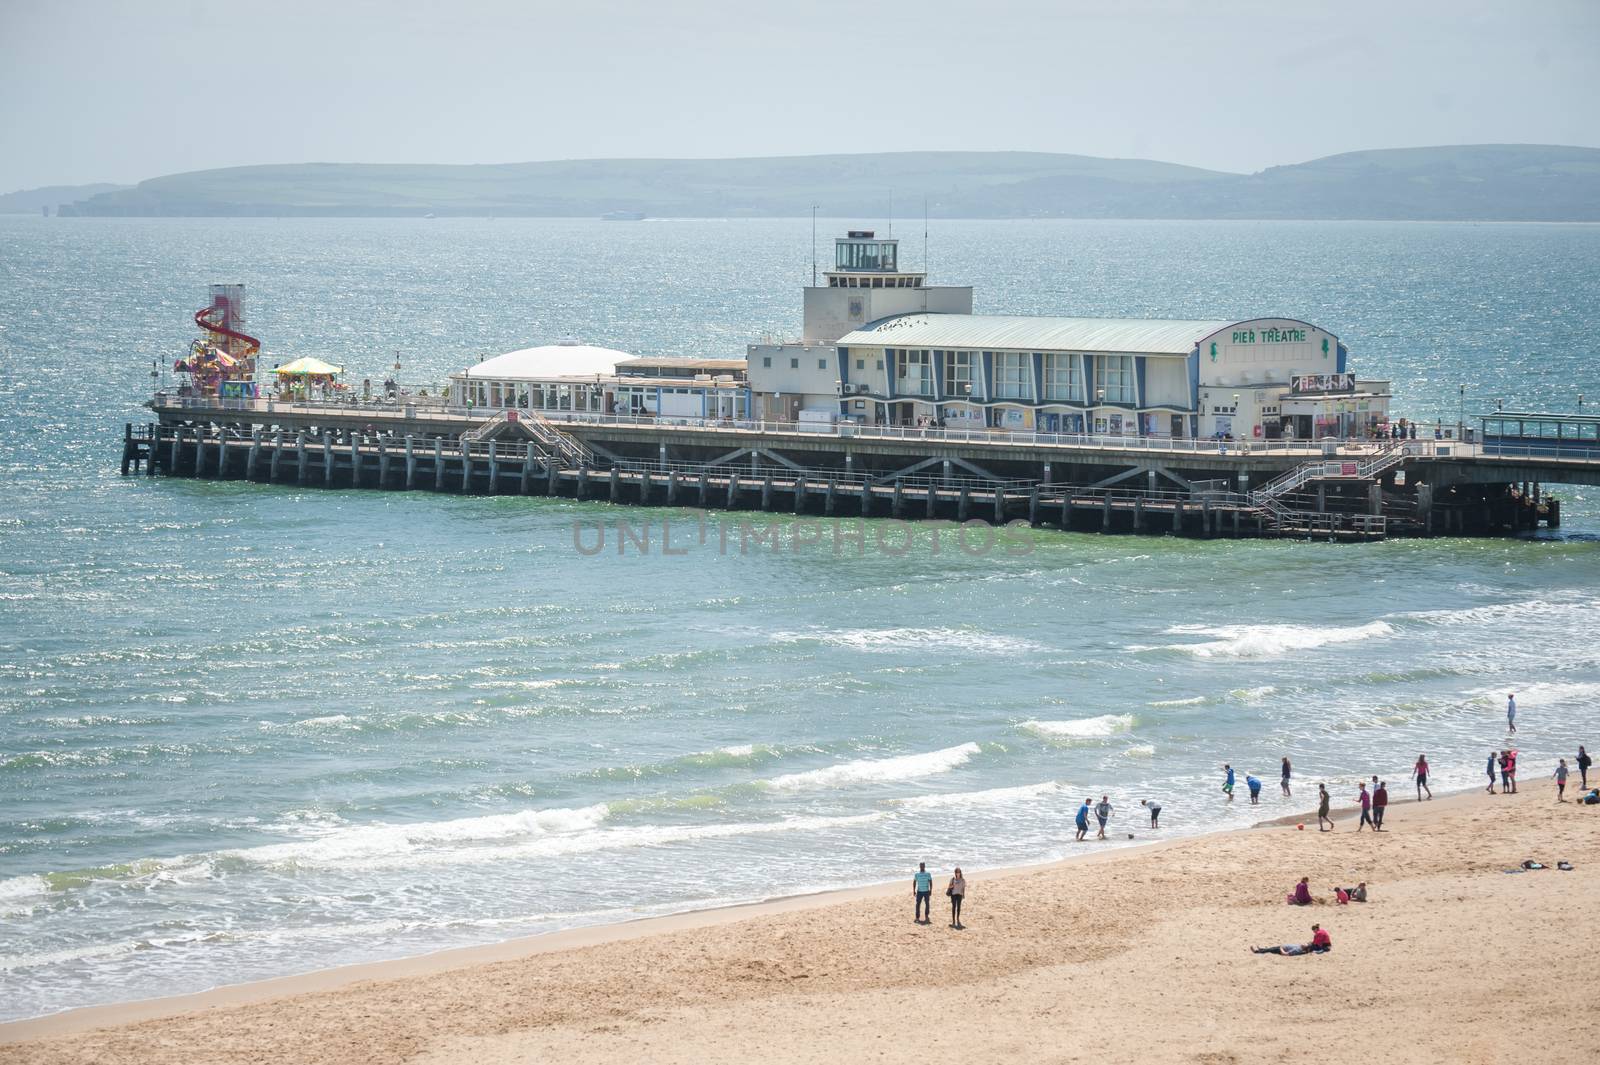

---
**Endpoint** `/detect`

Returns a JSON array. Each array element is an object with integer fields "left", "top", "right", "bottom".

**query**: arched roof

[
  {"left": 838, "top": 314, "right": 1234, "bottom": 355},
  {"left": 460, "top": 343, "right": 632, "bottom": 380}
]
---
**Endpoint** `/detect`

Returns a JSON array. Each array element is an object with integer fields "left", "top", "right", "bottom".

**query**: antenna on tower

[
  {"left": 923, "top": 196, "right": 929, "bottom": 276},
  {"left": 810, "top": 204, "right": 819, "bottom": 287},
  {"left": 888, "top": 189, "right": 893, "bottom": 238}
]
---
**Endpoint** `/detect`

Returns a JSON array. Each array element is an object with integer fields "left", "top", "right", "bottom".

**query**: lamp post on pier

[{"left": 1457, "top": 383, "right": 1465, "bottom": 442}]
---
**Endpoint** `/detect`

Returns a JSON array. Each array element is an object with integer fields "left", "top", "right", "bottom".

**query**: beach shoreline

[{"left": 9, "top": 784, "right": 1596, "bottom": 1063}]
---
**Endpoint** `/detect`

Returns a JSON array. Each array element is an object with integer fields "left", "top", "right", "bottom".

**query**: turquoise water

[{"left": 1, "top": 217, "right": 1598, "bottom": 1022}]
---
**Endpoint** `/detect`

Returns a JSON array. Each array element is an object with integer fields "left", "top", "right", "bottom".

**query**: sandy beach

[{"left": 5, "top": 786, "right": 1596, "bottom": 1065}]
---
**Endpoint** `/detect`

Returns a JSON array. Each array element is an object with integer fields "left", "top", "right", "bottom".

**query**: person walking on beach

[
  {"left": 1579, "top": 745, "right": 1592, "bottom": 790},
  {"left": 1413, "top": 754, "right": 1432, "bottom": 801},
  {"left": 947, "top": 867, "right": 966, "bottom": 929},
  {"left": 1507, "top": 749, "right": 1519, "bottom": 794},
  {"left": 1075, "top": 798, "right": 1092, "bottom": 842},
  {"left": 1372, "top": 781, "right": 1389, "bottom": 830},
  {"left": 912, "top": 862, "right": 933, "bottom": 924},
  {"left": 1356, "top": 782, "right": 1374, "bottom": 831},
  {"left": 1281, "top": 757, "right": 1292, "bottom": 797},
  {"left": 1507, "top": 693, "right": 1517, "bottom": 733},
  {"left": 1554, "top": 759, "right": 1570, "bottom": 802},
  {"left": 1487, "top": 750, "right": 1500, "bottom": 794},
  {"left": 1141, "top": 798, "right": 1162, "bottom": 828},
  {"left": 1317, "top": 784, "right": 1333, "bottom": 831},
  {"left": 1223, "top": 764, "right": 1236, "bottom": 802},
  {"left": 1095, "top": 795, "right": 1113, "bottom": 840}
]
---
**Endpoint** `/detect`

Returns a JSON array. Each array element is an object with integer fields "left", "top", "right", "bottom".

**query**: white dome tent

[{"left": 449, "top": 340, "right": 634, "bottom": 413}]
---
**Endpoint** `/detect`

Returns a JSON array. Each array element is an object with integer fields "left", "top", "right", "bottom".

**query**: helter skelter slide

[{"left": 177, "top": 284, "right": 262, "bottom": 397}]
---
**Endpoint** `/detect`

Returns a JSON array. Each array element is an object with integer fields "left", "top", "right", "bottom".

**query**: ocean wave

[
  {"left": 580, "top": 743, "right": 789, "bottom": 781},
  {"left": 772, "top": 627, "right": 1044, "bottom": 655},
  {"left": 1464, "top": 680, "right": 1600, "bottom": 706},
  {"left": 1147, "top": 696, "right": 1206, "bottom": 707},
  {"left": 1147, "top": 621, "right": 1393, "bottom": 658},
  {"left": 1020, "top": 714, "right": 1135, "bottom": 740},
  {"left": 764, "top": 743, "right": 981, "bottom": 791},
  {"left": 888, "top": 780, "right": 1062, "bottom": 811}
]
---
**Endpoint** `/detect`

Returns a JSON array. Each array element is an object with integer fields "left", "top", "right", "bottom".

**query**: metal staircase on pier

[
  {"left": 1246, "top": 441, "right": 1415, "bottom": 539},
  {"left": 463, "top": 409, "right": 597, "bottom": 469}
]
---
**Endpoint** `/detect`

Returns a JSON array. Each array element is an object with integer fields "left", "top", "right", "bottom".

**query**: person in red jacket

[{"left": 1372, "top": 781, "right": 1389, "bottom": 830}]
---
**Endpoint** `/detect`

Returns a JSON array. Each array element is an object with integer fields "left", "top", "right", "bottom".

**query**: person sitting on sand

[
  {"left": 1317, "top": 783, "right": 1333, "bottom": 832},
  {"left": 1141, "top": 798, "right": 1162, "bottom": 828},
  {"left": 1336, "top": 882, "right": 1368, "bottom": 902},
  {"left": 1252, "top": 924, "right": 1331, "bottom": 956},
  {"left": 1287, "top": 877, "right": 1314, "bottom": 906}
]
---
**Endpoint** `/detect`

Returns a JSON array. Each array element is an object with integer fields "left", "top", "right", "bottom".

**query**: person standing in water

[
  {"left": 1246, "top": 775, "right": 1262, "bottom": 805},
  {"left": 1507, "top": 693, "right": 1517, "bottom": 733},
  {"left": 1075, "top": 798, "right": 1091, "bottom": 842},
  {"left": 1095, "top": 795, "right": 1113, "bottom": 840},
  {"left": 912, "top": 862, "right": 933, "bottom": 924},
  {"left": 1413, "top": 754, "right": 1432, "bottom": 801},
  {"left": 1223, "top": 764, "right": 1236, "bottom": 801},
  {"left": 1141, "top": 798, "right": 1162, "bottom": 828},
  {"left": 947, "top": 867, "right": 966, "bottom": 929},
  {"left": 1317, "top": 784, "right": 1333, "bottom": 831},
  {"left": 1281, "top": 757, "right": 1292, "bottom": 797}
]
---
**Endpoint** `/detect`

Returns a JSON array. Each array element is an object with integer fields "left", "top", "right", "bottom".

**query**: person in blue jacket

[
  {"left": 1223, "top": 764, "right": 1236, "bottom": 801},
  {"left": 1246, "top": 775, "right": 1262, "bottom": 804},
  {"left": 1075, "top": 797, "right": 1092, "bottom": 841}
]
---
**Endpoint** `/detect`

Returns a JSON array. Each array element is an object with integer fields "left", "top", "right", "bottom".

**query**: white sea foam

[
  {"left": 888, "top": 781, "right": 1062, "bottom": 810},
  {"left": 764, "top": 743, "right": 982, "bottom": 791},
  {"left": 1153, "top": 621, "right": 1393, "bottom": 658},
  {"left": 1148, "top": 696, "right": 1206, "bottom": 707},
  {"left": 0, "top": 874, "right": 48, "bottom": 914},
  {"left": 1123, "top": 744, "right": 1157, "bottom": 757},
  {"left": 1465, "top": 681, "right": 1600, "bottom": 706},
  {"left": 1020, "top": 714, "right": 1135, "bottom": 740},
  {"left": 774, "top": 627, "right": 1044, "bottom": 655}
]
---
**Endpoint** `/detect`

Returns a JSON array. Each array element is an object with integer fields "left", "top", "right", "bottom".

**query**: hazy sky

[{"left": 2, "top": 0, "right": 1597, "bottom": 191}]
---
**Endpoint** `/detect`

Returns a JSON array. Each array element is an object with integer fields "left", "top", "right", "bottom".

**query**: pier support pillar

[
  {"left": 1061, "top": 491, "right": 1070, "bottom": 529},
  {"left": 726, "top": 474, "right": 739, "bottom": 509},
  {"left": 1028, "top": 487, "right": 1039, "bottom": 527},
  {"left": 546, "top": 461, "right": 558, "bottom": 497},
  {"left": 168, "top": 427, "right": 181, "bottom": 473},
  {"left": 793, "top": 476, "right": 804, "bottom": 514},
  {"left": 1173, "top": 502, "right": 1183, "bottom": 533},
  {"left": 350, "top": 439, "right": 363, "bottom": 486},
  {"left": 432, "top": 439, "right": 444, "bottom": 490},
  {"left": 845, "top": 453, "right": 854, "bottom": 476},
  {"left": 270, "top": 432, "right": 284, "bottom": 482},
  {"left": 659, "top": 443, "right": 668, "bottom": 468},
  {"left": 1042, "top": 463, "right": 1051, "bottom": 484},
  {"left": 860, "top": 483, "right": 872, "bottom": 518},
  {"left": 1134, "top": 497, "right": 1144, "bottom": 532},
  {"left": 322, "top": 436, "right": 334, "bottom": 486},
  {"left": 1316, "top": 484, "right": 1326, "bottom": 512},
  {"left": 994, "top": 489, "right": 1005, "bottom": 525},
  {"left": 668, "top": 470, "right": 679, "bottom": 505},
  {"left": 1101, "top": 494, "right": 1112, "bottom": 531},
  {"left": 1368, "top": 483, "right": 1383, "bottom": 516},
  {"left": 1202, "top": 499, "right": 1213, "bottom": 537},
  {"left": 761, "top": 476, "right": 773, "bottom": 511},
  {"left": 405, "top": 436, "right": 416, "bottom": 489},
  {"left": 639, "top": 471, "right": 650, "bottom": 505},
  {"left": 610, "top": 467, "right": 620, "bottom": 503},
  {"left": 460, "top": 448, "right": 472, "bottom": 492},
  {"left": 892, "top": 479, "right": 904, "bottom": 518},
  {"left": 194, "top": 428, "right": 206, "bottom": 477},
  {"left": 957, "top": 487, "right": 970, "bottom": 523},
  {"left": 942, "top": 460, "right": 952, "bottom": 485},
  {"left": 296, "top": 432, "right": 309, "bottom": 485},
  {"left": 925, "top": 483, "right": 936, "bottom": 519},
  {"left": 486, "top": 444, "right": 499, "bottom": 494},
  {"left": 378, "top": 438, "right": 391, "bottom": 487},
  {"left": 247, "top": 429, "right": 261, "bottom": 480},
  {"left": 519, "top": 446, "right": 533, "bottom": 495},
  {"left": 1417, "top": 484, "right": 1433, "bottom": 534},
  {"left": 578, "top": 466, "right": 590, "bottom": 499},
  {"left": 699, "top": 471, "right": 709, "bottom": 507},
  {"left": 1148, "top": 468, "right": 1157, "bottom": 493},
  {"left": 825, "top": 479, "right": 837, "bottom": 516},
  {"left": 1232, "top": 508, "right": 1241, "bottom": 536}
]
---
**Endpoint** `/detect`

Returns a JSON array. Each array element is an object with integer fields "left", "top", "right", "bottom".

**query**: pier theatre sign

[{"left": 1231, "top": 326, "right": 1307, "bottom": 345}]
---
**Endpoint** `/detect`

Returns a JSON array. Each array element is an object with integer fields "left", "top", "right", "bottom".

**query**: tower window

[
  {"left": 790, "top": 358, "right": 799, "bottom": 369},
  {"left": 763, "top": 357, "right": 772, "bottom": 368},
  {"left": 818, "top": 359, "right": 827, "bottom": 370}
]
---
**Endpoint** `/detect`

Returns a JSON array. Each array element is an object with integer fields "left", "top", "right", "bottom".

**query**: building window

[
  {"left": 1042, "top": 353, "right": 1081, "bottom": 402},
  {"left": 1095, "top": 355, "right": 1136, "bottom": 404},
  {"left": 994, "top": 352, "right": 1030, "bottom": 400},
  {"left": 877, "top": 360, "right": 884, "bottom": 370},
  {"left": 818, "top": 359, "right": 827, "bottom": 370},
  {"left": 856, "top": 359, "right": 864, "bottom": 370},
  {"left": 790, "top": 358, "right": 799, "bottom": 369},
  {"left": 943, "top": 350, "right": 972, "bottom": 397},
  {"left": 763, "top": 357, "right": 772, "bottom": 368},
  {"left": 898, "top": 349, "right": 933, "bottom": 396}
]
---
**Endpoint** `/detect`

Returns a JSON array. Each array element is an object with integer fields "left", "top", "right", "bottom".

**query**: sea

[{"left": 1, "top": 216, "right": 1598, "bottom": 1022}]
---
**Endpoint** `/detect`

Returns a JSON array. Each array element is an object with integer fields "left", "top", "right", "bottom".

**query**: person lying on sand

[
  {"left": 1333, "top": 882, "right": 1367, "bottom": 903},
  {"left": 1286, "top": 877, "right": 1314, "bottom": 905},
  {"left": 1252, "top": 924, "right": 1331, "bottom": 956}
]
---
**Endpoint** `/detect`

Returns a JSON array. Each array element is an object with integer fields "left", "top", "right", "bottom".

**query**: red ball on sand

[{"left": 1297, "top": 824, "right": 1305, "bottom": 830}]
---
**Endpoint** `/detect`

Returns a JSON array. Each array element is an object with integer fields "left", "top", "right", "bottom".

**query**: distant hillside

[
  {"left": 1, "top": 183, "right": 129, "bottom": 214},
  {"left": 52, "top": 146, "right": 1600, "bottom": 220}
]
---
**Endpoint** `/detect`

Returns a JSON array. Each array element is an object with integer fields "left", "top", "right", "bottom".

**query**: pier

[{"left": 120, "top": 397, "right": 1600, "bottom": 540}]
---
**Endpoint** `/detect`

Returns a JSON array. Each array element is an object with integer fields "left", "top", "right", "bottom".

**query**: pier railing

[{"left": 152, "top": 394, "right": 1448, "bottom": 462}]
